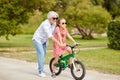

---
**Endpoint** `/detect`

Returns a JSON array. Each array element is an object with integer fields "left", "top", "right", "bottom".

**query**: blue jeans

[{"left": 33, "top": 39, "right": 46, "bottom": 73}]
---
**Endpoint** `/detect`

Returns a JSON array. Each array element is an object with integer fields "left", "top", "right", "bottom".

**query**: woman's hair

[{"left": 47, "top": 11, "right": 59, "bottom": 19}]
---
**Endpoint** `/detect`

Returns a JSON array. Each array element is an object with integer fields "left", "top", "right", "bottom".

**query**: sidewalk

[{"left": 0, "top": 57, "right": 120, "bottom": 80}]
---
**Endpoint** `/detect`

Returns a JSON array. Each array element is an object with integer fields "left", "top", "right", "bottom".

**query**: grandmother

[{"left": 32, "top": 11, "right": 64, "bottom": 77}]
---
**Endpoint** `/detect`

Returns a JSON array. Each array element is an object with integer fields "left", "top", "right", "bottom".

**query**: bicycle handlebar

[{"left": 66, "top": 44, "right": 80, "bottom": 49}]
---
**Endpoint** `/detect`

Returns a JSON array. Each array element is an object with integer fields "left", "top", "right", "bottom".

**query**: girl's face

[{"left": 59, "top": 19, "right": 67, "bottom": 29}]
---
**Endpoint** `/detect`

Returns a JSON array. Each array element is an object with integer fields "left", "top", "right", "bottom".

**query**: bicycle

[{"left": 49, "top": 44, "right": 86, "bottom": 80}]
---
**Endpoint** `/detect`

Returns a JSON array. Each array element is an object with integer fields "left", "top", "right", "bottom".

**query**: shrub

[{"left": 107, "top": 20, "right": 120, "bottom": 50}]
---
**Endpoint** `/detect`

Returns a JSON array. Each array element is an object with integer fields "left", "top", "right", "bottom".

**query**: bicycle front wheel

[
  {"left": 71, "top": 60, "right": 85, "bottom": 80},
  {"left": 49, "top": 58, "right": 62, "bottom": 76}
]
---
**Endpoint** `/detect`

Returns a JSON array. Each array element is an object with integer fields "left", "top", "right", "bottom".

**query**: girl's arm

[
  {"left": 51, "top": 36, "right": 60, "bottom": 46},
  {"left": 56, "top": 27, "right": 63, "bottom": 44},
  {"left": 51, "top": 36, "right": 64, "bottom": 47},
  {"left": 51, "top": 27, "right": 64, "bottom": 47},
  {"left": 57, "top": 32, "right": 63, "bottom": 44},
  {"left": 67, "top": 32, "right": 77, "bottom": 44}
]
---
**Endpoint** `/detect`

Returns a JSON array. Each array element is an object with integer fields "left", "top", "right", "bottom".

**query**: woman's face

[
  {"left": 59, "top": 19, "right": 67, "bottom": 29},
  {"left": 49, "top": 17, "right": 58, "bottom": 25}
]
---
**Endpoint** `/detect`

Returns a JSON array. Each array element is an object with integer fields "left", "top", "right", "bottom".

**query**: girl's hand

[
  {"left": 60, "top": 43, "right": 66, "bottom": 48},
  {"left": 74, "top": 42, "right": 80, "bottom": 46},
  {"left": 74, "top": 42, "right": 77, "bottom": 45}
]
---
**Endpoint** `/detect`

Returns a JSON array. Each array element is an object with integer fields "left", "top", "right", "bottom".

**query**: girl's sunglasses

[{"left": 62, "top": 22, "right": 67, "bottom": 25}]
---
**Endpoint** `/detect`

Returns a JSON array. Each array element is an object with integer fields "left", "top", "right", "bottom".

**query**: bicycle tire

[
  {"left": 71, "top": 60, "right": 85, "bottom": 80},
  {"left": 49, "top": 58, "right": 62, "bottom": 75}
]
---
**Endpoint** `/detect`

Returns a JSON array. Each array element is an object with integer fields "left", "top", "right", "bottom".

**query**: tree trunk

[{"left": 75, "top": 25, "right": 94, "bottom": 40}]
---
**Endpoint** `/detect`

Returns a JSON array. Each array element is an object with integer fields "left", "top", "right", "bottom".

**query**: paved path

[
  {"left": 0, "top": 57, "right": 120, "bottom": 80},
  {"left": 0, "top": 46, "right": 107, "bottom": 53}
]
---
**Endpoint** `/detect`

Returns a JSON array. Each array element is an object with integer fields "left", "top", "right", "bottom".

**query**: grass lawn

[
  {"left": 76, "top": 48, "right": 120, "bottom": 74},
  {"left": 0, "top": 34, "right": 108, "bottom": 48},
  {"left": 0, "top": 35, "right": 34, "bottom": 47},
  {"left": 0, "top": 34, "right": 120, "bottom": 74}
]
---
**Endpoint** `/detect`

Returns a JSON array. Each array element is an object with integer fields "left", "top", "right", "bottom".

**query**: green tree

[
  {"left": 54, "top": 0, "right": 111, "bottom": 39},
  {"left": 91, "top": 0, "right": 120, "bottom": 19},
  {"left": 0, "top": 0, "right": 56, "bottom": 40},
  {"left": 104, "top": 0, "right": 120, "bottom": 19},
  {"left": 107, "top": 20, "right": 120, "bottom": 50}
]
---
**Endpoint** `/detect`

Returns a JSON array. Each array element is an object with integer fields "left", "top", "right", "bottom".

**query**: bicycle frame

[
  {"left": 72, "top": 58, "right": 78, "bottom": 71},
  {"left": 57, "top": 50, "right": 75, "bottom": 68},
  {"left": 50, "top": 44, "right": 85, "bottom": 80}
]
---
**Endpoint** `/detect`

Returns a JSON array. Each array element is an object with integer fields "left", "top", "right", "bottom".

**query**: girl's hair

[{"left": 57, "top": 18, "right": 66, "bottom": 27}]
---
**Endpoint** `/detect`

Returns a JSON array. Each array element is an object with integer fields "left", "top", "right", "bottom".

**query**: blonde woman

[{"left": 32, "top": 11, "right": 65, "bottom": 77}]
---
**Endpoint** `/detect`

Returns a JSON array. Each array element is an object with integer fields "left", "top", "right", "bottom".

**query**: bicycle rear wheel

[
  {"left": 71, "top": 60, "right": 85, "bottom": 80},
  {"left": 49, "top": 58, "right": 62, "bottom": 75}
]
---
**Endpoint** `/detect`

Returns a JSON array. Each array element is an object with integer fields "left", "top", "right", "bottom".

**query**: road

[{"left": 0, "top": 57, "right": 120, "bottom": 80}]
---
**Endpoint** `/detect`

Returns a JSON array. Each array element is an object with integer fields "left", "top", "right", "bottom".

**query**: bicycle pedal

[
  {"left": 68, "top": 64, "right": 72, "bottom": 68},
  {"left": 62, "top": 68, "right": 65, "bottom": 70}
]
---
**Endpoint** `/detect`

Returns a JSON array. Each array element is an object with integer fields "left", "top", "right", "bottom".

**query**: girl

[{"left": 52, "top": 18, "right": 77, "bottom": 77}]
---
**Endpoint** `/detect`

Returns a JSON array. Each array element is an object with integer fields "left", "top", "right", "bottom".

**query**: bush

[{"left": 107, "top": 20, "right": 120, "bottom": 50}]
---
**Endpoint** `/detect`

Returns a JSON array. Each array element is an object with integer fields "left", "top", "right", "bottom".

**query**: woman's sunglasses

[{"left": 52, "top": 17, "right": 58, "bottom": 20}]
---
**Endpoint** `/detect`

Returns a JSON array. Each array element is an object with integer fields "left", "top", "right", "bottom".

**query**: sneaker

[
  {"left": 51, "top": 72, "right": 56, "bottom": 78},
  {"left": 43, "top": 68, "right": 48, "bottom": 73},
  {"left": 39, "top": 72, "right": 46, "bottom": 77}
]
